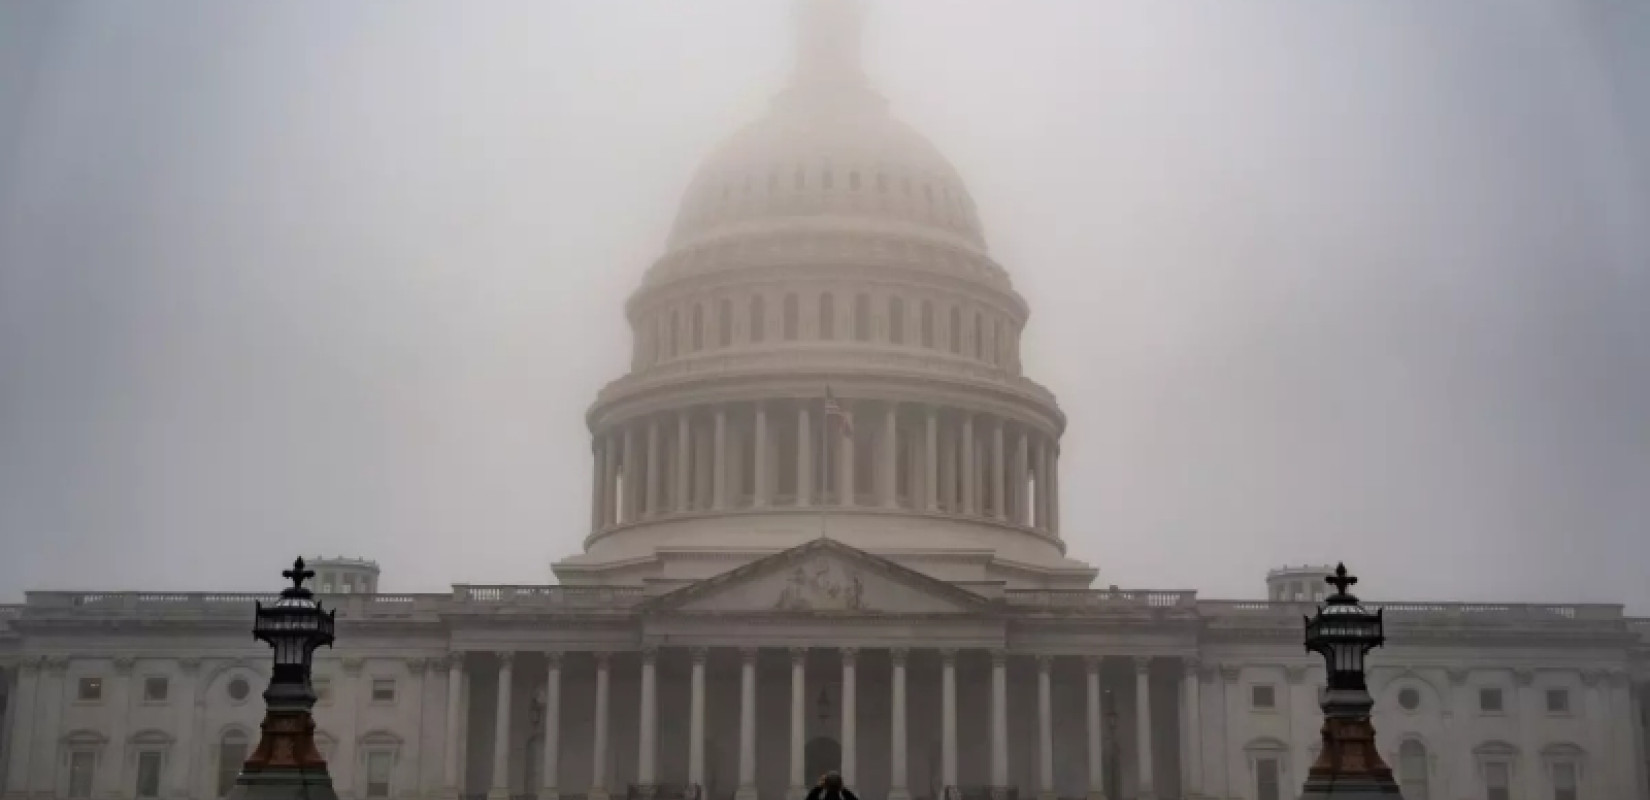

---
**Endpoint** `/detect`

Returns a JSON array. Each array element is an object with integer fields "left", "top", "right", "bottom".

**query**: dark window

[
  {"left": 1251, "top": 685, "right": 1276, "bottom": 709},
  {"left": 1397, "top": 741, "right": 1428, "bottom": 800},
  {"left": 78, "top": 677, "right": 103, "bottom": 701},
  {"left": 1546, "top": 688, "right": 1570, "bottom": 714},
  {"left": 948, "top": 307, "right": 962, "bottom": 354},
  {"left": 853, "top": 293, "right": 871, "bottom": 341},
  {"left": 718, "top": 298, "right": 733, "bottom": 347},
  {"left": 136, "top": 751, "right": 163, "bottom": 798},
  {"left": 1483, "top": 762, "right": 1510, "bottom": 800},
  {"left": 783, "top": 293, "right": 799, "bottom": 340},
  {"left": 1479, "top": 688, "right": 1504, "bottom": 713},
  {"left": 750, "top": 295, "right": 766, "bottom": 343},
  {"left": 1552, "top": 761, "right": 1576, "bottom": 800},
  {"left": 819, "top": 294, "right": 836, "bottom": 340},
  {"left": 69, "top": 752, "right": 95, "bottom": 798},
  {"left": 218, "top": 735, "right": 249, "bottom": 797},
  {"left": 973, "top": 312, "right": 985, "bottom": 358},
  {"left": 691, "top": 304, "right": 704, "bottom": 351},
  {"left": 143, "top": 676, "right": 169, "bottom": 702},
  {"left": 888, "top": 297, "right": 905, "bottom": 345},
  {"left": 366, "top": 751, "right": 393, "bottom": 798},
  {"left": 669, "top": 309, "right": 680, "bottom": 357},
  {"left": 1256, "top": 757, "right": 1280, "bottom": 800},
  {"left": 371, "top": 679, "right": 396, "bottom": 703},
  {"left": 226, "top": 678, "right": 250, "bottom": 702},
  {"left": 921, "top": 301, "right": 935, "bottom": 347},
  {"left": 1397, "top": 687, "right": 1421, "bottom": 711}
]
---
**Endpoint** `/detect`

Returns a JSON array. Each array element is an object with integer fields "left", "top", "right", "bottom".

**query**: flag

[{"left": 823, "top": 387, "right": 855, "bottom": 438}]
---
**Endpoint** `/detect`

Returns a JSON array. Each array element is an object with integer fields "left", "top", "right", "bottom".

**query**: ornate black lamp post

[
  {"left": 1298, "top": 563, "right": 1403, "bottom": 799},
  {"left": 225, "top": 557, "right": 340, "bottom": 800}
]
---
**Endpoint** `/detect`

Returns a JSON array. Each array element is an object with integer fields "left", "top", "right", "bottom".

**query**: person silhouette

[{"left": 803, "top": 771, "right": 858, "bottom": 800}]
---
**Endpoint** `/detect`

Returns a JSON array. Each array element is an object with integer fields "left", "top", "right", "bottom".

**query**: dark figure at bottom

[{"left": 803, "top": 772, "right": 859, "bottom": 800}]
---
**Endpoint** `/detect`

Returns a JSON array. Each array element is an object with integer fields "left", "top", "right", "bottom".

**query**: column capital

[
  {"left": 690, "top": 646, "right": 710, "bottom": 665},
  {"left": 593, "top": 651, "right": 613, "bottom": 668},
  {"left": 1218, "top": 663, "right": 1241, "bottom": 683},
  {"left": 1182, "top": 657, "right": 1201, "bottom": 677},
  {"left": 789, "top": 647, "right": 808, "bottom": 665},
  {"left": 840, "top": 647, "right": 859, "bottom": 665},
  {"left": 112, "top": 655, "right": 136, "bottom": 675},
  {"left": 640, "top": 646, "right": 659, "bottom": 665},
  {"left": 890, "top": 648, "right": 909, "bottom": 667},
  {"left": 404, "top": 657, "right": 431, "bottom": 675},
  {"left": 1284, "top": 664, "right": 1309, "bottom": 685},
  {"left": 1132, "top": 655, "right": 1152, "bottom": 675},
  {"left": 1513, "top": 667, "right": 1535, "bottom": 687},
  {"left": 495, "top": 651, "right": 516, "bottom": 667},
  {"left": 1083, "top": 655, "right": 1101, "bottom": 673},
  {"left": 939, "top": 648, "right": 958, "bottom": 666},
  {"left": 342, "top": 657, "right": 365, "bottom": 676},
  {"left": 989, "top": 649, "right": 1008, "bottom": 667},
  {"left": 443, "top": 651, "right": 466, "bottom": 671},
  {"left": 544, "top": 651, "right": 564, "bottom": 669},
  {"left": 1035, "top": 654, "right": 1053, "bottom": 673},
  {"left": 739, "top": 646, "right": 759, "bottom": 664}
]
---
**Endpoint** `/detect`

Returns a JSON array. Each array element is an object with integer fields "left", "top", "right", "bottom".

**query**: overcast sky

[{"left": 1, "top": 1, "right": 1646, "bottom": 610}]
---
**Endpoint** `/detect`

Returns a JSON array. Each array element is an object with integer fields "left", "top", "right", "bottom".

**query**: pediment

[{"left": 645, "top": 539, "right": 991, "bottom": 615}]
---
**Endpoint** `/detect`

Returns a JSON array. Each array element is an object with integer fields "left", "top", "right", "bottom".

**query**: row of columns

[
  {"left": 591, "top": 401, "right": 1060, "bottom": 536},
  {"left": 446, "top": 648, "right": 1199, "bottom": 800}
]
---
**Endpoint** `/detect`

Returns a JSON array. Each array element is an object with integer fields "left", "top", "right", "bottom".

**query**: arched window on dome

[
  {"left": 888, "top": 297, "right": 905, "bottom": 345},
  {"left": 853, "top": 293, "right": 871, "bottom": 342},
  {"left": 973, "top": 312, "right": 985, "bottom": 360},
  {"left": 783, "top": 293, "right": 799, "bottom": 340},
  {"left": 948, "top": 306, "right": 962, "bottom": 354},
  {"left": 718, "top": 299, "right": 733, "bottom": 348},
  {"left": 692, "top": 304, "right": 705, "bottom": 352},
  {"left": 822, "top": 164, "right": 834, "bottom": 190},
  {"left": 669, "top": 309, "right": 680, "bottom": 358},
  {"left": 877, "top": 173, "right": 888, "bottom": 193},
  {"left": 749, "top": 294, "right": 766, "bottom": 344},
  {"left": 921, "top": 301, "right": 935, "bottom": 348},
  {"left": 819, "top": 294, "right": 836, "bottom": 340},
  {"left": 849, "top": 171, "right": 861, "bottom": 191}
]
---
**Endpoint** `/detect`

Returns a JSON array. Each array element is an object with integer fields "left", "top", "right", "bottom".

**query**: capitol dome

[{"left": 558, "top": 0, "right": 1095, "bottom": 590}]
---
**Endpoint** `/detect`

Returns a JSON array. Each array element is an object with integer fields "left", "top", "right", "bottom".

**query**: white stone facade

[{"left": 2, "top": 3, "right": 1648, "bottom": 800}]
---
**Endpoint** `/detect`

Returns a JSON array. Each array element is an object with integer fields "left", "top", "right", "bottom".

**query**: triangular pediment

[{"left": 644, "top": 539, "right": 993, "bottom": 615}]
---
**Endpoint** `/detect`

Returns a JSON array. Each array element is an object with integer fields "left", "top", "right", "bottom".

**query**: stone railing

[
  {"left": 452, "top": 584, "right": 648, "bottom": 609},
  {"left": 20, "top": 591, "right": 455, "bottom": 618},
  {"left": 1006, "top": 589, "right": 1198, "bottom": 610},
  {"left": 1197, "top": 599, "right": 1625, "bottom": 622}
]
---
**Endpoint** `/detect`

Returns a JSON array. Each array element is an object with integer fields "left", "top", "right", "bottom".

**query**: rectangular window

[
  {"left": 371, "top": 678, "right": 396, "bottom": 703},
  {"left": 136, "top": 751, "right": 163, "bottom": 798},
  {"left": 77, "top": 677, "right": 102, "bottom": 701},
  {"left": 1552, "top": 762, "right": 1576, "bottom": 800},
  {"left": 1479, "top": 687, "right": 1504, "bottom": 713},
  {"left": 68, "top": 751, "right": 95, "bottom": 798},
  {"left": 218, "top": 741, "right": 248, "bottom": 797},
  {"left": 1484, "top": 762, "right": 1510, "bottom": 800},
  {"left": 1251, "top": 684, "right": 1277, "bottom": 709},
  {"left": 366, "top": 751, "right": 393, "bottom": 798},
  {"left": 1545, "top": 688, "right": 1570, "bottom": 714},
  {"left": 1256, "top": 757, "right": 1281, "bottom": 800},
  {"left": 143, "top": 676, "right": 169, "bottom": 703}
]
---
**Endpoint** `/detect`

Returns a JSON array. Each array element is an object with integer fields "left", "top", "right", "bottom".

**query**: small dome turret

[
  {"left": 308, "top": 556, "right": 381, "bottom": 595},
  {"left": 1267, "top": 564, "right": 1334, "bottom": 602}
]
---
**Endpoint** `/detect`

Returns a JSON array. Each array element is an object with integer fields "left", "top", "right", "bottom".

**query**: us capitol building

[{"left": 2, "top": 3, "right": 1646, "bottom": 800}]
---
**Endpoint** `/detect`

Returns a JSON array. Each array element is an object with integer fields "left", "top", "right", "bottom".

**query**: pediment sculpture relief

[{"left": 774, "top": 558, "right": 865, "bottom": 611}]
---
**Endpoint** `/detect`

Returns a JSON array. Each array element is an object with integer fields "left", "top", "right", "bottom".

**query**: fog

[{"left": 1, "top": 1, "right": 1646, "bottom": 609}]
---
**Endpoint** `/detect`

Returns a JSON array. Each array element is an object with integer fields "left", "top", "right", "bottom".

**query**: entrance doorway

[{"left": 804, "top": 737, "right": 842, "bottom": 782}]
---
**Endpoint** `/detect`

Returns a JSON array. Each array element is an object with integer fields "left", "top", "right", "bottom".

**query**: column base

[
  {"left": 634, "top": 784, "right": 657, "bottom": 800},
  {"left": 1083, "top": 792, "right": 1108, "bottom": 800},
  {"left": 487, "top": 789, "right": 514, "bottom": 800},
  {"left": 734, "top": 785, "right": 759, "bottom": 800},
  {"left": 988, "top": 787, "right": 1011, "bottom": 800},
  {"left": 1036, "top": 792, "right": 1057, "bottom": 800},
  {"left": 539, "top": 791, "right": 561, "bottom": 800},
  {"left": 787, "top": 785, "right": 808, "bottom": 800},
  {"left": 888, "top": 788, "right": 911, "bottom": 800},
  {"left": 589, "top": 788, "right": 612, "bottom": 800}
]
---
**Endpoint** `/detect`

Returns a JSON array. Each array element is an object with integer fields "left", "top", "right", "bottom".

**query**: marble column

[
  {"left": 623, "top": 426, "right": 639, "bottom": 523},
  {"left": 797, "top": 407, "right": 814, "bottom": 506},
  {"left": 754, "top": 403, "right": 770, "bottom": 507},
  {"left": 713, "top": 409, "right": 728, "bottom": 510},
  {"left": 637, "top": 648, "right": 658, "bottom": 798},
  {"left": 1134, "top": 657, "right": 1154, "bottom": 800},
  {"left": 924, "top": 408, "right": 939, "bottom": 511},
  {"left": 689, "top": 648, "right": 707, "bottom": 790},
  {"left": 1049, "top": 445, "right": 1061, "bottom": 534},
  {"left": 645, "top": 419, "right": 661, "bottom": 516},
  {"left": 961, "top": 416, "right": 976, "bottom": 514},
  {"left": 590, "top": 443, "right": 605, "bottom": 532},
  {"left": 443, "top": 653, "right": 465, "bottom": 795},
  {"left": 789, "top": 648, "right": 808, "bottom": 800},
  {"left": 591, "top": 653, "right": 612, "bottom": 800},
  {"left": 840, "top": 419, "right": 856, "bottom": 507},
  {"left": 488, "top": 653, "right": 514, "bottom": 800},
  {"left": 1182, "top": 659, "right": 1202, "bottom": 799},
  {"left": 991, "top": 421, "right": 1006, "bottom": 520},
  {"left": 676, "top": 412, "right": 692, "bottom": 512},
  {"left": 3, "top": 659, "right": 36, "bottom": 796},
  {"left": 990, "top": 650, "right": 1008, "bottom": 797},
  {"left": 542, "top": 653, "right": 563, "bottom": 800},
  {"left": 940, "top": 650, "right": 958, "bottom": 790},
  {"left": 890, "top": 649, "right": 910, "bottom": 800},
  {"left": 1037, "top": 656, "right": 1055, "bottom": 800},
  {"left": 736, "top": 648, "right": 758, "bottom": 800},
  {"left": 1085, "top": 657, "right": 1104, "bottom": 800},
  {"left": 603, "top": 435, "right": 619, "bottom": 527},
  {"left": 939, "top": 424, "right": 956, "bottom": 512},
  {"left": 882, "top": 404, "right": 899, "bottom": 508},
  {"left": 842, "top": 648, "right": 859, "bottom": 785},
  {"left": 1013, "top": 431, "right": 1029, "bottom": 525}
]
